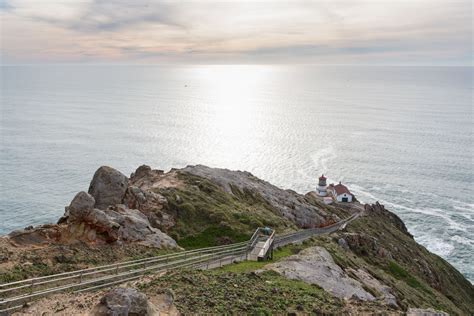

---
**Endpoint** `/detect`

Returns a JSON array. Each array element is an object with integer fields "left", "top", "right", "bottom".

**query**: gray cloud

[{"left": 1, "top": 0, "right": 472, "bottom": 65}]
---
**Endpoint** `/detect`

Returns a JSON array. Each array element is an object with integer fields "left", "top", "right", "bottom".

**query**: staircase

[{"left": 248, "top": 228, "right": 275, "bottom": 261}]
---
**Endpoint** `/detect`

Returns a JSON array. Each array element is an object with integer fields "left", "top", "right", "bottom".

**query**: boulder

[
  {"left": 131, "top": 164, "right": 152, "bottom": 180},
  {"left": 88, "top": 166, "right": 128, "bottom": 210},
  {"left": 337, "top": 237, "right": 349, "bottom": 250},
  {"left": 67, "top": 191, "right": 95, "bottom": 222},
  {"left": 92, "top": 287, "right": 158, "bottom": 316},
  {"left": 265, "top": 246, "right": 375, "bottom": 301}
]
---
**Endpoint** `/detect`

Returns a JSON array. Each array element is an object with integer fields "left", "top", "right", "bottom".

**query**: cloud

[{"left": 1, "top": 0, "right": 472, "bottom": 65}]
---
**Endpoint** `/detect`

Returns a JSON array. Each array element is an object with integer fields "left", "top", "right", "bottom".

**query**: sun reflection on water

[{"left": 187, "top": 65, "right": 275, "bottom": 163}]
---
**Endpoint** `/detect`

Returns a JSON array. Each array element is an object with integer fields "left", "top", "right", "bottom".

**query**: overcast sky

[{"left": 0, "top": 0, "right": 472, "bottom": 65}]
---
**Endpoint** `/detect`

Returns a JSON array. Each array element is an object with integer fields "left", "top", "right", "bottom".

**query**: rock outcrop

[
  {"left": 64, "top": 201, "right": 178, "bottom": 248},
  {"left": 88, "top": 166, "right": 129, "bottom": 210},
  {"left": 338, "top": 232, "right": 393, "bottom": 259},
  {"left": 182, "top": 165, "right": 329, "bottom": 228},
  {"left": 265, "top": 246, "right": 375, "bottom": 301},
  {"left": 347, "top": 268, "right": 398, "bottom": 307},
  {"left": 365, "top": 202, "right": 412, "bottom": 238},
  {"left": 92, "top": 288, "right": 158, "bottom": 316},
  {"left": 8, "top": 166, "right": 178, "bottom": 250}
]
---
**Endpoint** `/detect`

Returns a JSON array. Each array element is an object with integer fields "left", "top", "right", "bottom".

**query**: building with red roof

[{"left": 328, "top": 181, "right": 353, "bottom": 202}]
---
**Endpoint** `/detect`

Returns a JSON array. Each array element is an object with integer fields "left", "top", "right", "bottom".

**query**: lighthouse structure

[{"left": 316, "top": 174, "right": 327, "bottom": 196}]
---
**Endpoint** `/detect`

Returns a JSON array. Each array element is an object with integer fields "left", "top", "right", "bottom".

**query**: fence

[{"left": 0, "top": 212, "right": 359, "bottom": 313}]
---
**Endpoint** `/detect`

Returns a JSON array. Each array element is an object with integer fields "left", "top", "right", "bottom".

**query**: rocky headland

[{"left": 1, "top": 164, "right": 473, "bottom": 315}]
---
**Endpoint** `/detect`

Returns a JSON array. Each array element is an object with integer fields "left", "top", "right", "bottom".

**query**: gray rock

[
  {"left": 92, "top": 287, "right": 158, "bottom": 316},
  {"left": 347, "top": 268, "right": 398, "bottom": 308},
  {"left": 337, "top": 237, "right": 349, "bottom": 250},
  {"left": 123, "top": 186, "right": 147, "bottom": 209},
  {"left": 88, "top": 166, "right": 128, "bottom": 210},
  {"left": 64, "top": 202, "right": 178, "bottom": 248},
  {"left": 131, "top": 164, "right": 152, "bottom": 180},
  {"left": 265, "top": 246, "right": 375, "bottom": 301},
  {"left": 67, "top": 191, "right": 95, "bottom": 221}
]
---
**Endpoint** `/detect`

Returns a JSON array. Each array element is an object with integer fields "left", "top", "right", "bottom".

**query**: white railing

[{"left": 257, "top": 230, "right": 275, "bottom": 260}]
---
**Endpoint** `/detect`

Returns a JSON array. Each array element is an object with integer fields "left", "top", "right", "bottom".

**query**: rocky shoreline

[{"left": 1, "top": 164, "right": 473, "bottom": 315}]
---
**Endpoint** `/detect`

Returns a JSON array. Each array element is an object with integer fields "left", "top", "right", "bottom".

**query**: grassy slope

[
  {"left": 0, "top": 243, "right": 172, "bottom": 283},
  {"left": 152, "top": 171, "right": 473, "bottom": 314},
  {"left": 138, "top": 241, "right": 394, "bottom": 315},
  {"left": 338, "top": 213, "right": 474, "bottom": 315},
  {"left": 156, "top": 172, "right": 298, "bottom": 248}
]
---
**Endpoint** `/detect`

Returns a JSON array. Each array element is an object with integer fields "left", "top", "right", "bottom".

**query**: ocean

[{"left": 0, "top": 65, "right": 472, "bottom": 282}]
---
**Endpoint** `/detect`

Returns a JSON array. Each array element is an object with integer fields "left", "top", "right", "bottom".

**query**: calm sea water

[{"left": 0, "top": 65, "right": 472, "bottom": 281}]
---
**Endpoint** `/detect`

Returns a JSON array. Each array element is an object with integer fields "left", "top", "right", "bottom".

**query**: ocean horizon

[{"left": 1, "top": 64, "right": 472, "bottom": 282}]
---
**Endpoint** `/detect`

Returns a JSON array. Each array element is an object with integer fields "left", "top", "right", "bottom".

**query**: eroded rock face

[
  {"left": 265, "top": 246, "right": 375, "bottom": 301},
  {"left": 92, "top": 288, "right": 158, "bottom": 316},
  {"left": 88, "top": 166, "right": 128, "bottom": 210},
  {"left": 64, "top": 204, "right": 178, "bottom": 248},
  {"left": 8, "top": 224, "right": 62, "bottom": 246}
]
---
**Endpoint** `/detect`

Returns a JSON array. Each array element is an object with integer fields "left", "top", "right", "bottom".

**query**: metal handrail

[
  {"left": 0, "top": 214, "right": 360, "bottom": 313},
  {"left": 0, "top": 240, "right": 250, "bottom": 289},
  {"left": 0, "top": 228, "right": 262, "bottom": 310},
  {"left": 0, "top": 244, "right": 248, "bottom": 309}
]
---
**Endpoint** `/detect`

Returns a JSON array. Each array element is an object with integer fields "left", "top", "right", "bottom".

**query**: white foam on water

[
  {"left": 405, "top": 207, "right": 468, "bottom": 233},
  {"left": 417, "top": 237, "right": 455, "bottom": 257},
  {"left": 349, "top": 182, "right": 473, "bottom": 278},
  {"left": 451, "top": 235, "right": 474, "bottom": 247},
  {"left": 350, "top": 183, "right": 470, "bottom": 233}
]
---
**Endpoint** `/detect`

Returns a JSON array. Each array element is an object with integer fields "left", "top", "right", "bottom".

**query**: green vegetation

[
  {"left": 0, "top": 263, "right": 58, "bottom": 283},
  {"left": 157, "top": 172, "right": 296, "bottom": 248},
  {"left": 140, "top": 269, "right": 347, "bottom": 315},
  {"left": 177, "top": 225, "right": 249, "bottom": 249},
  {"left": 387, "top": 261, "right": 425, "bottom": 290},
  {"left": 344, "top": 213, "right": 473, "bottom": 315},
  {"left": 0, "top": 244, "right": 175, "bottom": 283}
]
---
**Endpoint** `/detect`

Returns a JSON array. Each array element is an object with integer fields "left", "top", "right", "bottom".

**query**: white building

[
  {"left": 316, "top": 174, "right": 327, "bottom": 196},
  {"left": 328, "top": 182, "right": 353, "bottom": 202}
]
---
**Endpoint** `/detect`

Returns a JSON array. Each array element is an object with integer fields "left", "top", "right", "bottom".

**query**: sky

[{"left": 0, "top": 0, "right": 472, "bottom": 65}]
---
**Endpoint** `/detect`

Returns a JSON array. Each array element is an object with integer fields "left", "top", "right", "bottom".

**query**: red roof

[
  {"left": 319, "top": 174, "right": 326, "bottom": 180},
  {"left": 333, "top": 182, "right": 351, "bottom": 195}
]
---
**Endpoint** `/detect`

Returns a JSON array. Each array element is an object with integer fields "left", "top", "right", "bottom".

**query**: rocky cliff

[{"left": 1, "top": 164, "right": 473, "bottom": 315}]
